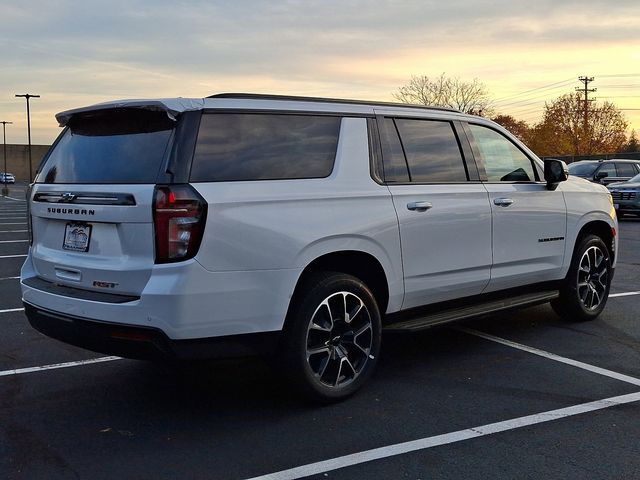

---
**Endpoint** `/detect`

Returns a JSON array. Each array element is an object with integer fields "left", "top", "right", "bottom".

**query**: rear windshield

[
  {"left": 567, "top": 162, "right": 598, "bottom": 176},
  {"left": 36, "top": 108, "right": 174, "bottom": 184}
]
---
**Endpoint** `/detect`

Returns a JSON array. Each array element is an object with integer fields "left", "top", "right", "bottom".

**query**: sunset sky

[{"left": 1, "top": 0, "right": 639, "bottom": 145}]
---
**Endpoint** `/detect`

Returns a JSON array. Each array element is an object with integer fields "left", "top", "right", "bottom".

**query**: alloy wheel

[
  {"left": 577, "top": 246, "right": 609, "bottom": 311},
  {"left": 305, "top": 291, "right": 373, "bottom": 388}
]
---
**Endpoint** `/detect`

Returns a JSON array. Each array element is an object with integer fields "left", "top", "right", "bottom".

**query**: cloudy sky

[{"left": 1, "top": 0, "right": 639, "bottom": 144}]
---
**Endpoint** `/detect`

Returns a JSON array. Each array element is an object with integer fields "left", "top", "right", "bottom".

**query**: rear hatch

[{"left": 28, "top": 108, "right": 176, "bottom": 297}]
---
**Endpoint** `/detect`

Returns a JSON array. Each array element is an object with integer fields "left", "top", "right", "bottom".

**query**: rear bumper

[
  {"left": 21, "top": 253, "right": 301, "bottom": 340},
  {"left": 24, "top": 302, "right": 280, "bottom": 360}
]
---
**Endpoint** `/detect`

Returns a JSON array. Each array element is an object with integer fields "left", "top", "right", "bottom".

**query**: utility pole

[
  {"left": 576, "top": 76, "right": 596, "bottom": 130},
  {"left": 15, "top": 93, "right": 40, "bottom": 182},
  {"left": 1, "top": 121, "right": 12, "bottom": 196}
]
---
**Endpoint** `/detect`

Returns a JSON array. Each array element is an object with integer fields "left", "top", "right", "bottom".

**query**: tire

[
  {"left": 551, "top": 234, "right": 612, "bottom": 322},
  {"left": 279, "top": 272, "right": 382, "bottom": 402}
]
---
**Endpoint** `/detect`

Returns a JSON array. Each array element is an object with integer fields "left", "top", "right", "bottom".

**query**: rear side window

[
  {"left": 190, "top": 114, "right": 341, "bottom": 182},
  {"left": 36, "top": 108, "right": 174, "bottom": 184},
  {"left": 616, "top": 162, "right": 637, "bottom": 177},
  {"left": 394, "top": 118, "right": 468, "bottom": 183}
]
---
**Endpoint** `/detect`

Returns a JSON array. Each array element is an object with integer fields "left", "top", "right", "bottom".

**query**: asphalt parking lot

[{"left": 1, "top": 184, "right": 639, "bottom": 480}]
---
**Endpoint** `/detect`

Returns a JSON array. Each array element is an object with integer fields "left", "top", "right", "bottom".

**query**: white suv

[{"left": 21, "top": 94, "right": 618, "bottom": 401}]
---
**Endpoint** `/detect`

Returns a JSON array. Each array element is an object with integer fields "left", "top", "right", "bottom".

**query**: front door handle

[
  {"left": 407, "top": 201, "right": 433, "bottom": 212},
  {"left": 493, "top": 198, "right": 514, "bottom": 207}
]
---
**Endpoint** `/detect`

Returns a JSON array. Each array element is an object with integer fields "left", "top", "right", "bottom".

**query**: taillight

[
  {"left": 26, "top": 184, "right": 33, "bottom": 246},
  {"left": 153, "top": 185, "right": 207, "bottom": 263}
]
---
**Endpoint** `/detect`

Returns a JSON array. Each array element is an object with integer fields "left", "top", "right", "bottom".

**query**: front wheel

[
  {"left": 551, "top": 234, "right": 612, "bottom": 322},
  {"left": 279, "top": 272, "right": 382, "bottom": 402}
]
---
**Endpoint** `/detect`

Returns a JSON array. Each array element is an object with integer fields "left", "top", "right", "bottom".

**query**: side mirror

[
  {"left": 544, "top": 159, "right": 568, "bottom": 190},
  {"left": 595, "top": 171, "right": 608, "bottom": 181}
]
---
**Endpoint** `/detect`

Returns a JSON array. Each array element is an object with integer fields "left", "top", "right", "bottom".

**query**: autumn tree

[
  {"left": 529, "top": 93, "right": 627, "bottom": 156},
  {"left": 491, "top": 115, "right": 531, "bottom": 142},
  {"left": 621, "top": 130, "right": 639, "bottom": 153},
  {"left": 393, "top": 73, "right": 493, "bottom": 115}
]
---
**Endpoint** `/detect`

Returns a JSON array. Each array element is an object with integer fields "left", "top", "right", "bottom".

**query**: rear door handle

[
  {"left": 493, "top": 198, "right": 514, "bottom": 207},
  {"left": 407, "top": 201, "right": 433, "bottom": 212}
]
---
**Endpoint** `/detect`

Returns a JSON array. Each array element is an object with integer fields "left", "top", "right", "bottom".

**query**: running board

[{"left": 384, "top": 290, "right": 559, "bottom": 332}]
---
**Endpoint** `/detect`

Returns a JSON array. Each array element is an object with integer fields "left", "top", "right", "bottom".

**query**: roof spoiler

[{"left": 55, "top": 98, "right": 205, "bottom": 127}]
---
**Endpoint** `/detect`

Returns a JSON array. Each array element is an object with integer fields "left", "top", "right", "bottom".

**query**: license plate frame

[{"left": 63, "top": 223, "right": 92, "bottom": 252}]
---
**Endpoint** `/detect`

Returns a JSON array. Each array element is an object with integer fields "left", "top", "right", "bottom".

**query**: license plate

[
  {"left": 63, "top": 223, "right": 92, "bottom": 252},
  {"left": 614, "top": 203, "right": 619, "bottom": 210}
]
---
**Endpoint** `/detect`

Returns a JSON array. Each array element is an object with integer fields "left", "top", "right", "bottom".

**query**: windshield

[
  {"left": 567, "top": 162, "right": 598, "bottom": 176},
  {"left": 36, "top": 108, "right": 174, "bottom": 184}
]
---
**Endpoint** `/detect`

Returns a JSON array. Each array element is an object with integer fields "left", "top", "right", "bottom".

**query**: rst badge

[{"left": 63, "top": 223, "right": 92, "bottom": 252}]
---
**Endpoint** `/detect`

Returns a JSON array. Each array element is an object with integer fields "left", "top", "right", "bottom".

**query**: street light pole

[
  {"left": 15, "top": 93, "right": 40, "bottom": 182},
  {"left": 1, "top": 121, "right": 12, "bottom": 196}
]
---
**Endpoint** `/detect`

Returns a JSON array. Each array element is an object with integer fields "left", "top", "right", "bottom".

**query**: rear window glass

[
  {"left": 394, "top": 118, "right": 468, "bottom": 182},
  {"left": 36, "top": 108, "right": 174, "bottom": 184},
  {"left": 616, "top": 162, "right": 637, "bottom": 177},
  {"left": 190, "top": 114, "right": 341, "bottom": 182}
]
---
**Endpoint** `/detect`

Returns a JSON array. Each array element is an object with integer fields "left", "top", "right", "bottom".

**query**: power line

[
  {"left": 492, "top": 78, "right": 575, "bottom": 103},
  {"left": 494, "top": 88, "right": 573, "bottom": 108}
]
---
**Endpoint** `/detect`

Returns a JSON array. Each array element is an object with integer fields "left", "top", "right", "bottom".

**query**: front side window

[
  {"left": 190, "top": 114, "right": 341, "bottom": 182},
  {"left": 468, "top": 124, "right": 536, "bottom": 182},
  {"left": 394, "top": 118, "right": 467, "bottom": 183},
  {"left": 597, "top": 163, "right": 616, "bottom": 179}
]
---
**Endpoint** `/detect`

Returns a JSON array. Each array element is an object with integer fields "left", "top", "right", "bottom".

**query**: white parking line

[
  {"left": 0, "top": 307, "right": 24, "bottom": 313},
  {"left": 244, "top": 391, "right": 640, "bottom": 480},
  {"left": 0, "top": 254, "right": 27, "bottom": 259},
  {"left": 0, "top": 276, "right": 19, "bottom": 281},
  {"left": 0, "top": 196, "right": 26, "bottom": 202},
  {"left": 0, "top": 356, "right": 122, "bottom": 377},
  {"left": 0, "top": 223, "right": 27, "bottom": 225},
  {"left": 0, "top": 239, "right": 28, "bottom": 243},
  {"left": 459, "top": 327, "right": 640, "bottom": 387},
  {"left": 0, "top": 229, "right": 28, "bottom": 233},
  {"left": 609, "top": 291, "right": 640, "bottom": 298}
]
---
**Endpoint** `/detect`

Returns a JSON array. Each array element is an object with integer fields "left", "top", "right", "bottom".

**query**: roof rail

[{"left": 207, "top": 93, "right": 462, "bottom": 113}]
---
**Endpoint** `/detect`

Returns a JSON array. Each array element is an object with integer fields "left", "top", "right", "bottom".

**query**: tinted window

[
  {"left": 616, "top": 162, "right": 637, "bottom": 177},
  {"left": 37, "top": 109, "right": 174, "bottom": 184},
  {"left": 468, "top": 124, "right": 536, "bottom": 182},
  {"left": 597, "top": 163, "right": 616, "bottom": 178},
  {"left": 394, "top": 119, "right": 467, "bottom": 182},
  {"left": 190, "top": 114, "right": 340, "bottom": 182},
  {"left": 379, "top": 118, "right": 409, "bottom": 182},
  {"left": 568, "top": 162, "right": 598, "bottom": 176}
]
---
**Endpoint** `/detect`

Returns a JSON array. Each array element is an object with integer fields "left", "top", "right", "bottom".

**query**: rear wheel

[
  {"left": 551, "top": 234, "right": 612, "bottom": 322},
  {"left": 279, "top": 272, "right": 382, "bottom": 402}
]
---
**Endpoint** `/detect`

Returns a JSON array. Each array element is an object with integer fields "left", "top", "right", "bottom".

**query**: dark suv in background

[{"left": 567, "top": 159, "right": 640, "bottom": 185}]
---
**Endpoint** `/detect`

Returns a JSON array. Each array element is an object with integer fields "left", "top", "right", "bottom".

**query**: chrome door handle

[
  {"left": 407, "top": 201, "right": 433, "bottom": 212},
  {"left": 493, "top": 198, "right": 514, "bottom": 207}
]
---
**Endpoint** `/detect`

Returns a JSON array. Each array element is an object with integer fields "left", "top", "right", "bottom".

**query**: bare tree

[{"left": 393, "top": 73, "right": 493, "bottom": 115}]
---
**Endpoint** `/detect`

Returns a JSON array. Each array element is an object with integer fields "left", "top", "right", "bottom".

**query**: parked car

[
  {"left": 608, "top": 173, "right": 640, "bottom": 218},
  {"left": 567, "top": 159, "right": 640, "bottom": 185},
  {"left": 0, "top": 172, "right": 15, "bottom": 183},
  {"left": 21, "top": 94, "right": 618, "bottom": 401}
]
